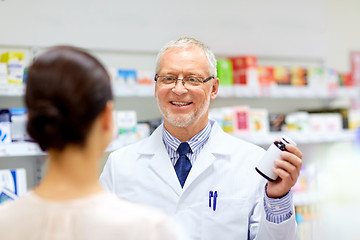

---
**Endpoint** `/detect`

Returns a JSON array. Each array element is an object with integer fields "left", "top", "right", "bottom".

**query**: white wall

[
  {"left": 0, "top": 0, "right": 327, "bottom": 59},
  {"left": 325, "top": 0, "right": 360, "bottom": 72},
  {"left": 1, "top": 0, "right": 359, "bottom": 72}
]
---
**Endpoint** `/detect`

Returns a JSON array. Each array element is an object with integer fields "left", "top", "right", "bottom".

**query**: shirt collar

[{"left": 162, "top": 121, "right": 212, "bottom": 153}]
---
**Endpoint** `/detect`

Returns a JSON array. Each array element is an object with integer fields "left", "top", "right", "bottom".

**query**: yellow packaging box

[{"left": 0, "top": 52, "right": 25, "bottom": 84}]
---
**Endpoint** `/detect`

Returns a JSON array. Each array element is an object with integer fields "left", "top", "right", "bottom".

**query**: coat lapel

[
  {"left": 138, "top": 121, "right": 231, "bottom": 195},
  {"left": 138, "top": 125, "right": 183, "bottom": 196},
  {"left": 183, "top": 121, "right": 230, "bottom": 190}
]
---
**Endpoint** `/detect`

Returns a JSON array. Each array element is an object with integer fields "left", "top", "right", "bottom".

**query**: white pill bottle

[{"left": 255, "top": 135, "right": 296, "bottom": 181}]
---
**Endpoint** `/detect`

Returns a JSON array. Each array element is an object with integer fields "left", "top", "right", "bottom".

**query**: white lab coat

[{"left": 100, "top": 120, "right": 298, "bottom": 240}]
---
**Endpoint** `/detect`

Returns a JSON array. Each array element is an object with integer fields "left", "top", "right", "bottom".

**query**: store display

[
  {"left": 137, "top": 70, "right": 155, "bottom": 85},
  {"left": 351, "top": 51, "right": 360, "bottom": 86},
  {"left": 269, "top": 113, "right": 286, "bottom": 132},
  {"left": 249, "top": 108, "right": 269, "bottom": 135},
  {"left": 0, "top": 52, "right": 25, "bottom": 84},
  {"left": 229, "top": 55, "right": 258, "bottom": 86},
  {"left": 216, "top": 59, "right": 233, "bottom": 85},
  {"left": 285, "top": 112, "right": 310, "bottom": 133},
  {"left": 274, "top": 66, "right": 291, "bottom": 85},
  {"left": 0, "top": 63, "right": 7, "bottom": 84},
  {"left": 0, "top": 168, "right": 27, "bottom": 204},
  {"left": 309, "top": 113, "right": 343, "bottom": 133},
  {"left": 9, "top": 108, "right": 31, "bottom": 142},
  {"left": 290, "top": 66, "right": 308, "bottom": 86},
  {"left": 0, "top": 109, "right": 11, "bottom": 144},
  {"left": 114, "top": 110, "right": 137, "bottom": 140},
  {"left": 232, "top": 105, "right": 250, "bottom": 134},
  {"left": 117, "top": 69, "right": 137, "bottom": 85},
  {"left": 0, "top": 46, "right": 359, "bottom": 240}
]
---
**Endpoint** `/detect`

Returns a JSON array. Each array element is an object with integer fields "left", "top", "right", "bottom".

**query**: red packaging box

[
  {"left": 228, "top": 56, "right": 258, "bottom": 85},
  {"left": 258, "top": 66, "right": 274, "bottom": 87}
]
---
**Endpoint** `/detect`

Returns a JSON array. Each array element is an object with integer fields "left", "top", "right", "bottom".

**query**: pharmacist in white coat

[{"left": 100, "top": 37, "right": 303, "bottom": 240}]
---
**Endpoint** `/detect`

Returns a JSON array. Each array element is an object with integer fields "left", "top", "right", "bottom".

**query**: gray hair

[{"left": 155, "top": 37, "right": 217, "bottom": 77}]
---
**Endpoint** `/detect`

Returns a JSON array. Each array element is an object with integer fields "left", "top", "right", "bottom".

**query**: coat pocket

[{"left": 201, "top": 197, "right": 250, "bottom": 240}]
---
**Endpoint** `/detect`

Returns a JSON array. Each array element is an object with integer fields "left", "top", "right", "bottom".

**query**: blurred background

[{"left": 0, "top": 0, "right": 360, "bottom": 239}]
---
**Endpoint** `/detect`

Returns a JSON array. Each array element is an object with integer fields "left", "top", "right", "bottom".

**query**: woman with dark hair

[{"left": 0, "top": 46, "right": 179, "bottom": 240}]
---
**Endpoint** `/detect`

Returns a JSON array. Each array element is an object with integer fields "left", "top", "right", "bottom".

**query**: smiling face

[{"left": 155, "top": 46, "right": 219, "bottom": 136}]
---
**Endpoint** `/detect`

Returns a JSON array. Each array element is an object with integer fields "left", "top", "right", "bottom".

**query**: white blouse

[{"left": 0, "top": 191, "right": 180, "bottom": 240}]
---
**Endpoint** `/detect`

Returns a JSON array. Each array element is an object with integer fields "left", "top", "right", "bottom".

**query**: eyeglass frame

[{"left": 154, "top": 74, "right": 215, "bottom": 87}]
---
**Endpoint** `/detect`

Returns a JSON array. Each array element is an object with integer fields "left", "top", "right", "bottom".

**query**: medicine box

[
  {"left": 274, "top": 66, "right": 291, "bottom": 85},
  {"left": 216, "top": 59, "right": 233, "bottom": 86},
  {"left": 0, "top": 168, "right": 27, "bottom": 204},
  {"left": 117, "top": 69, "right": 137, "bottom": 85},
  {"left": 0, "top": 63, "right": 7, "bottom": 84},
  {"left": 249, "top": 108, "right": 269, "bottom": 135},
  {"left": 290, "top": 66, "right": 308, "bottom": 86},
  {"left": 228, "top": 56, "right": 258, "bottom": 86},
  {"left": 232, "top": 105, "right": 250, "bottom": 134},
  {"left": 9, "top": 108, "right": 31, "bottom": 142},
  {"left": 0, "top": 52, "right": 25, "bottom": 84},
  {"left": 0, "top": 109, "right": 11, "bottom": 144}
]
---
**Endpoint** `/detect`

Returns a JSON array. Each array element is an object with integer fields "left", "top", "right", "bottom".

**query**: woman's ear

[{"left": 101, "top": 101, "right": 114, "bottom": 131}]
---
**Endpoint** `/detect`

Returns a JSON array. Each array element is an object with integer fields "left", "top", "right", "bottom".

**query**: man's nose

[{"left": 172, "top": 79, "right": 188, "bottom": 94}]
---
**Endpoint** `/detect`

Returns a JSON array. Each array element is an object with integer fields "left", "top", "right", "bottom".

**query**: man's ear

[
  {"left": 210, "top": 78, "right": 219, "bottom": 100},
  {"left": 154, "top": 84, "right": 158, "bottom": 98}
]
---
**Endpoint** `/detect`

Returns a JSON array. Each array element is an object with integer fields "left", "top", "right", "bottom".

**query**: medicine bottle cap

[{"left": 281, "top": 135, "right": 296, "bottom": 146}]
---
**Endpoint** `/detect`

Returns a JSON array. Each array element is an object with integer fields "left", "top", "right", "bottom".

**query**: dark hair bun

[
  {"left": 25, "top": 46, "right": 113, "bottom": 151},
  {"left": 27, "top": 102, "right": 65, "bottom": 150}
]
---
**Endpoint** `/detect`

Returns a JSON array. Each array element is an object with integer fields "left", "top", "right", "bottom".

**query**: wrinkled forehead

[{"left": 159, "top": 46, "right": 210, "bottom": 75}]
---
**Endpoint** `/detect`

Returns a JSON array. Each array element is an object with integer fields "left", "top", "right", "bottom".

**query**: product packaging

[
  {"left": 0, "top": 63, "right": 7, "bottom": 84},
  {"left": 269, "top": 113, "right": 286, "bottom": 132},
  {"left": 258, "top": 66, "right": 274, "bottom": 96},
  {"left": 0, "top": 109, "right": 11, "bottom": 144},
  {"left": 228, "top": 56, "right": 258, "bottom": 86},
  {"left": 216, "top": 59, "right": 233, "bottom": 86},
  {"left": 249, "top": 108, "right": 269, "bottom": 135},
  {"left": 0, "top": 52, "right": 25, "bottom": 84},
  {"left": 117, "top": 69, "right": 137, "bottom": 85},
  {"left": 137, "top": 70, "right": 154, "bottom": 85},
  {"left": 0, "top": 168, "right": 27, "bottom": 204},
  {"left": 9, "top": 108, "right": 31, "bottom": 142},
  {"left": 256, "top": 135, "right": 296, "bottom": 181},
  {"left": 290, "top": 66, "right": 308, "bottom": 86},
  {"left": 115, "top": 110, "right": 137, "bottom": 143},
  {"left": 232, "top": 105, "right": 250, "bottom": 134},
  {"left": 274, "top": 66, "right": 291, "bottom": 85}
]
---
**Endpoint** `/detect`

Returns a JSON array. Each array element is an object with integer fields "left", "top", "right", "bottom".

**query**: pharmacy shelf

[
  {"left": 293, "top": 192, "right": 319, "bottom": 206},
  {"left": 217, "top": 85, "right": 360, "bottom": 99},
  {"left": 1, "top": 83, "right": 359, "bottom": 99},
  {"left": 112, "top": 84, "right": 154, "bottom": 97},
  {"left": 0, "top": 130, "right": 355, "bottom": 157},
  {"left": 0, "top": 142, "right": 44, "bottom": 157},
  {"left": 0, "top": 137, "right": 140, "bottom": 158},
  {"left": 0, "top": 84, "right": 25, "bottom": 96},
  {"left": 105, "top": 137, "right": 139, "bottom": 153},
  {"left": 233, "top": 130, "right": 356, "bottom": 146}
]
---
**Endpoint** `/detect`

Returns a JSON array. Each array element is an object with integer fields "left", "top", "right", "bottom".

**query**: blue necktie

[{"left": 175, "top": 142, "right": 192, "bottom": 188}]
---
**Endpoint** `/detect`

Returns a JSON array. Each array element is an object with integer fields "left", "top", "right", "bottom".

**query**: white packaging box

[
  {"left": 0, "top": 168, "right": 27, "bottom": 204},
  {"left": 0, "top": 63, "right": 7, "bottom": 84},
  {"left": 249, "top": 108, "right": 269, "bottom": 135}
]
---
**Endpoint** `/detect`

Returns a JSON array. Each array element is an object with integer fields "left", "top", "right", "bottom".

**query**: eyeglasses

[{"left": 154, "top": 74, "right": 214, "bottom": 88}]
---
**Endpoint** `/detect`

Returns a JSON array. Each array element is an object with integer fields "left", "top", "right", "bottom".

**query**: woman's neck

[{"left": 34, "top": 145, "right": 104, "bottom": 201}]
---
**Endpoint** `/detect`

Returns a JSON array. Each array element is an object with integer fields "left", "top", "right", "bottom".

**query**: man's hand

[{"left": 266, "top": 144, "right": 303, "bottom": 198}]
